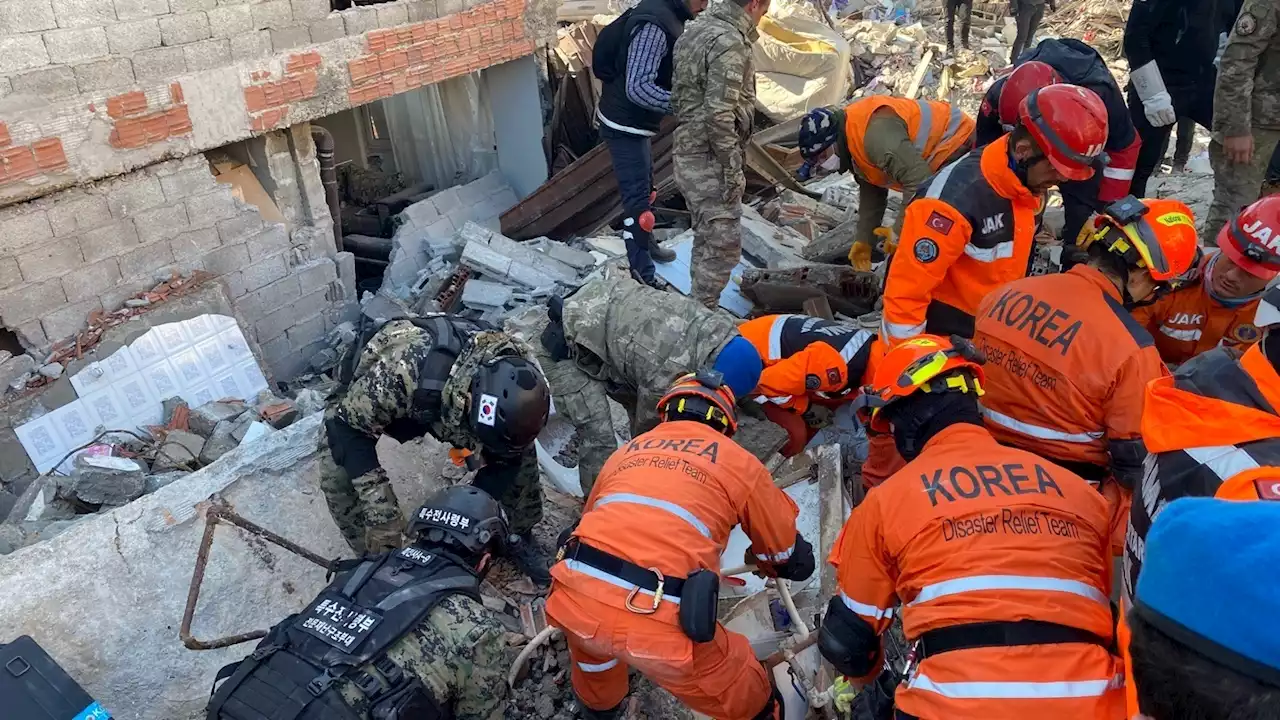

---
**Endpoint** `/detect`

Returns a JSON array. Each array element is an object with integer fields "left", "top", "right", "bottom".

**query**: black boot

[
  {"left": 509, "top": 531, "right": 552, "bottom": 586},
  {"left": 578, "top": 695, "right": 625, "bottom": 719},
  {"left": 649, "top": 236, "right": 676, "bottom": 263}
]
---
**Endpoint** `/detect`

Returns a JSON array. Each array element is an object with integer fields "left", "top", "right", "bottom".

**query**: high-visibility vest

[{"left": 844, "top": 96, "right": 976, "bottom": 191}]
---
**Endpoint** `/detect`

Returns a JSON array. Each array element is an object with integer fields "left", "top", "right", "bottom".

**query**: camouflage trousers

[
  {"left": 675, "top": 153, "right": 744, "bottom": 309},
  {"left": 315, "top": 426, "right": 543, "bottom": 553},
  {"left": 1204, "top": 127, "right": 1280, "bottom": 243}
]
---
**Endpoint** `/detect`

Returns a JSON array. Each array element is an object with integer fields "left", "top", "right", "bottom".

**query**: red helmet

[
  {"left": 854, "top": 335, "right": 986, "bottom": 433},
  {"left": 999, "top": 61, "right": 1062, "bottom": 126},
  {"left": 1218, "top": 196, "right": 1280, "bottom": 281},
  {"left": 1018, "top": 84, "right": 1110, "bottom": 182}
]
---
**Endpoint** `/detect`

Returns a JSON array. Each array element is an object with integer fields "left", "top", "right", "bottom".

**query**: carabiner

[{"left": 624, "top": 568, "right": 665, "bottom": 615}]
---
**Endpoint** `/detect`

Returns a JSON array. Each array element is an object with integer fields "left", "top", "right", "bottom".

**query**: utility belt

[
  {"left": 916, "top": 619, "right": 1114, "bottom": 662},
  {"left": 558, "top": 538, "right": 720, "bottom": 643}
]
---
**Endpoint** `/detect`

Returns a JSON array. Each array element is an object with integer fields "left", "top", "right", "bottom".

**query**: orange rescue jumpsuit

[
  {"left": 973, "top": 264, "right": 1168, "bottom": 554},
  {"left": 881, "top": 135, "right": 1043, "bottom": 345},
  {"left": 546, "top": 420, "right": 801, "bottom": 719},
  {"left": 1117, "top": 344, "right": 1280, "bottom": 717},
  {"left": 1129, "top": 254, "right": 1263, "bottom": 366},
  {"left": 828, "top": 423, "right": 1125, "bottom": 719}
]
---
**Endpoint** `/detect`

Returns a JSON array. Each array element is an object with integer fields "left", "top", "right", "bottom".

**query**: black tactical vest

[{"left": 206, "top": 546, "right": 481, "bottom": 720}]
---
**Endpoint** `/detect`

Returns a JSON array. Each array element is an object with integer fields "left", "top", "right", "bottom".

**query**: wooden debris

[{"left": 906, "top": 49, "right": 934, "bottom": 99}]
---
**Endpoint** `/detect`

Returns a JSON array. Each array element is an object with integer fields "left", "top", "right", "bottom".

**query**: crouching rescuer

[
  {"left": 318, "top": 315, "right": 552, "bottom": 584},
  {"left": 546, "top": 372, "right": 814, "bottom": 719},
  {"left": 206, "top": 486, "right": 515, "bottom": 719},
  {"left": 820, "top": 335, "right": 1125, "bottom": 719}
]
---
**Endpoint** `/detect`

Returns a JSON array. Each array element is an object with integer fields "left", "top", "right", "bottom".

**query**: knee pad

[{"left": 818, "top": 596, "right": 883, "bottom": 678}]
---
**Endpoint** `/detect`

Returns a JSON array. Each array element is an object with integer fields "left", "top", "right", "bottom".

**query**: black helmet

[
  {"left": 406, "top": 485, "right": 511, "bottom": 555},
  {"left": 469, "top": 355, "right": 550, "bottom": 456}
]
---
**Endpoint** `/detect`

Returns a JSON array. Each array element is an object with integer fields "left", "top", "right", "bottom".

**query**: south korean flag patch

[{"left": 477, "top": 393, "right": 498, "bottom": 426}]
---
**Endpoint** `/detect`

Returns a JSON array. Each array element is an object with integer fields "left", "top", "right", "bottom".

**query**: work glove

[
  {"left": 745, "top": 546, "right": 778, "bottom": 578},
  {"left": 849, "top": 240, "right": 873, "bottom": 271},
  {"left": 831, "top": 676, "right": 857, "bottom": 715},
  {"left": 1215, "top": 31, "right": 1228, "bottom": 68},
  {"left": 875, "top": 226, "right": 898, "bottom": 256},
  {"left": 1130, "top": 61, "right": 1177, "bottom": 127}
]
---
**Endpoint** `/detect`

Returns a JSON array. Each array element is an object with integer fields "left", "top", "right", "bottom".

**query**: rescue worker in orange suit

[
  {"left": 974, "top": 41, "right": 1143, "bottom": 242},
  {"left": 794, "top": 98, "right": 976, "bottom": 271},
  {"left": 1131, "top": 195, "right": 1280, "bottom": 367},
  {"left": 738, "top": 313, "right": 906, "bottom": 487},
  {"left": 820, "top": 335, "right": 1124, "bottom": 719},
  {"left": 973, "top": 197, "right": 1197, "bottom": 555},
  {"left": 547, "top": 372, "right": 814, "bottom": 720},
  {"left": 1117, "top": 285, "right": 1280, "bottom": 718},
  {"left": 880, "top": 84, "right": 1111, "bottom": 347}
]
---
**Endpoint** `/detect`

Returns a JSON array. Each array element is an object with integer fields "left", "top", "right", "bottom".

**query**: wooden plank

[
  {"left": 803, "top": 295, "right": 835, "bottom": 320},
  {"left": 905, "top": 49, "right": 934, "bottom": 100},
  {"left": 814, "top": 443, "right": 845, "bottom": 701},
  {"left": 745, "top": 139, "right": 821, "bottom": 199}
]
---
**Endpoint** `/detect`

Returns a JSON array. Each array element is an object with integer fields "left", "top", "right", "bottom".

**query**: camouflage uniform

[
  {"left": 670, "top": 0, "right": 759, "bottom": 309},
  {"left": 336, "top": 594, "right": 507, "bottom": 719},
  {"left": 320, "top": 319, "right": 543, "bottom": 551},
  {"left": 531, "top": 266, "right": 740, "bottom": 495},
  {"left": 1206, "top": 0, "right": 1280, "bottom": 240}
]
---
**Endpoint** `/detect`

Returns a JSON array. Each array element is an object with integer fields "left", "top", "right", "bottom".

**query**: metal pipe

[{"left": 310, "top": 124, "right": 343, "bottom": 254}]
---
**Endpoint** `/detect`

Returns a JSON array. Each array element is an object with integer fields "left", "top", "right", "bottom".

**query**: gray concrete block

[
  {"left": 307, "top": 15, "right": 343, "bottom": 42},
  {"left": 0, "top": 0, "right": 57, "bottom": 32},
  {"left": 254, "top": 304, "right": 293, "bottom": 342},
  {"left": 251, "top": 0, "right": 291, "bottom": 27},
  {"left": 402, "top": 198, "right": 440, "bottom": 229},
  {"left": 44, "top": 27, "right": 109, "bottom": 65},
  {"left": 63, "top": 456, "right": 147, "bottom": 507},
  {"left": 118, "top": 241, "right": 176, "bottom": 281},
  {"left": 18, "top": 237, "right": 84, "bottom": 283},
  {"left": 62, "top": 259, "right": 122, "bottom": 304},
  {"left": 41, "top": 297, "right": 102, "bottom": 342},
  {"left": 461, "top": 279, "right": 512, "bottom": 309},
  {"left": 428, "top": 186, "right": 461, "bottom": 217},
  {"left": 185, "top": 191, "right": 240, "bottom": 227},
  {"left": 296, "top": 258, "right": 336, "bottom": 294},
  {"left": 375, "top": 2, "right": 407, "bottom": 25},
  {"left": 242, "top": 254, "right": 287, "bottom": 292},
  {"left": 258, "top": 333, "right": 292, "bottom": 369},
  {"left": 0, "top": 258, "right": 21, "bottom": 292},
  {"left": 153, "top": 429, "right": 205, "bottom": 470},
  {"left": 134, "top": 204, "right": 191, "bottom": 245},
  {"left": 290, "top": 0, "right": 326, "bottom": 21},
  {"left": 171, "top": 0, "right": 215, "bottom": 12},
  {"left": 490, "top": 188, "right": 519, "bottom": 213},
  {"left": 245, "top": 223, "right": 290, "bottom": 261},
  {"left": 143, "top": 470, "right": 188, "bottom": 494},
  {"left": 183, "top": 38, "right": 230, "bottom": 71},
  {"left": 10, "top": 66, "right": 78, "bottom": 100},
  {"left": 47, "top": 194, "right": 110, "bottom": 237},
  {"left": 238, "top": 274, "right": 300, "bottom": 319},
  {"left": 72, "top": 57, "right": 135, "bottom": 93},
  {"left": 340, "top": 5, "right": 376, "bottom": 34},
  {"left": 456, "top": 180, "right": 490, "bottom": 206},
  {"left": 52, "top": 0, "right": 115, "bottom": 27},
  {"left": 0, "top": 209, "right": 54, "bottom": 253},
  {"left": 286, "top": 312, "right": 324, "bottom": 350},
  {"left": 189, "top": 400, "right": 246, "bottom": 437},
  {"left": 0, "top": 354, "right": 35, "bottom": 391},
  {"left": 269, "top": 23, "right": 309, "bottom": 51},
  {"left": 159, "top": 165, "right": 217, "bottom": 202},
  {"left": 159, "top": 12, "right": 212, "bottom": 45},
  {"left": 0, "top": 35, "right": 50, "bottom": 75},
  {"left": 541, "top": 240, "right": 597, "bottom": 271},
  {"left": 201, "top": 243, "right": 249, "bottom": 276},
  {"left": 217, "top": 212, "right": 265, "bottom": 246},
  {"left": 229, "top": 29, "right": 271, "bottom": 59},
  {"left": 505, "top": 262, "right": 558, "bottom": 290},
  {"left": 105, "top": 19, "right": 161, "bottom": 52},
  {"left": 170, "top": 227, "right": 220, "bottom": 259},
  {"left": 460, "top": 241, "right": 512, "bottom": 279},
  {"left": 199, "top": 421, "right": 241, "bottom": 464},
  {"left": 0, "top": 279, "right": 65, "bottom": 325},
  {"left": 106, "top": 174, "right": 166, "bottom": 218},
  {"left": 405, "top": 0, "right": 437, "bottom": 21},
  {"left": 131, "top": 45, "right": 187, "bottom": 81},
  {"left": 115, "top": 0, "right": 167, "bottom": 20},
  {"left": 79, "top": 219, "right": 140, "bottom": 263},
  {"left": 207, "top": 4, "right": 251, "bottom": 36}
]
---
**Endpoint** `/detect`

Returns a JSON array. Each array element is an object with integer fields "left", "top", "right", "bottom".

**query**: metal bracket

[{"left": 180, "top": 499, "right": 340, "bottom": 650}]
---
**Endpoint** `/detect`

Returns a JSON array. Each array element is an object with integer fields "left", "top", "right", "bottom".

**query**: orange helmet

[
  {"left": 854, "top": 335, "right": 986, "bottom": 433},
  {"left": 999, "top": 61, "right": 1062, "bottom": 127},
  {"left": 1082, "top": 197, "right": 1199, "bottom": 283},
  {"left": 1018, "top": 84, "right": 1109, "bottom": 182},
  {"left": 656, "top": 370, "right": 738, "bottom": 436}
]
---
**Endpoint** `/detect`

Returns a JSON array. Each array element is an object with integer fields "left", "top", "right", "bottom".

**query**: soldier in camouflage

[
  {"left": 670, "top": 0, "right": 770, "bottom": 309},
  {"left": 319, "top": 315, "right": 552, "bottom": 583},
  {"left": 532, "top": 265, "right": 763, "bottom": 496},
  {"left": 1206, "top": 0, "right": 1280, "bottom": 241}
]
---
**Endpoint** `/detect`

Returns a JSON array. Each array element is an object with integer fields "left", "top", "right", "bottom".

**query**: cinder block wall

[{"left": 0, "top": 0, "right": 558, "bottom": 206}]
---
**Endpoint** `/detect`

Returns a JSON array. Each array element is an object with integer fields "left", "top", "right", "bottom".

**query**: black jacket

[
  {"left": 593, "top": 0, "right": 692, "bottom": 135},
  {"left": 1123, "top": 0, "right": 1225, "bottom": 91}
]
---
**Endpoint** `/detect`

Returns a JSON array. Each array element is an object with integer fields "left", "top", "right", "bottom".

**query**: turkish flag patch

[
  {"left": 926, "top": 211, "right": 954, "bottom": 234},
  {"left": 1255, "top": 479, "right": 1280, "bottom": 501},
  {"left": 826, "top": 368, "right": 842, "bottom": 385}
]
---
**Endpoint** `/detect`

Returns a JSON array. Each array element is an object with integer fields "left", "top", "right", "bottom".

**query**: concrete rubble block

[
  {"left": 0, "top": 353, "right": 35, "bottom": 389},
  {"left": 142, "top": 470, "right": 188, "bottom": 494},
  {"left": 461, "top": 279, "right": 513, "bottom": 310},
  {"left": 199, "top": 420, "right": 241, "bottom": 464},
  {"left": 189, "top": 400, "right": 247, "bottom": 437},
  {"left": 161, "top": 396, "right": 189, "bottom": 427},
  {"left": 538, "top": 239, "right": 597, "bottom": 271},
  {"left": 457, "top": 223, "right": 577, "bottom": 290},
  {"left": 62, "top": 455, "right": 147, "bottom": 507},
  {"left": 254, "top": 393, "right": 299, "bottom": 429},
  {"left": 153, "top": 429, "right": 205, "bottom": 470},
  {"left": 293, "top": 387, "right": 328, "bottom": 416},
  {"left": 739, "top": 204, "right": 809, "bottom": 268},
  {"left": 15, "top": 477, "right": 78, "bottom": 522},
  {"left": 227, "top": 411, "right": 257, "bottom": 443}
]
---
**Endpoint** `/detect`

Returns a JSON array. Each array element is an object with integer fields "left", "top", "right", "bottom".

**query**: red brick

[
  {"left": 349, "top": 57, "right": 378, "bottom": 84},
  {"left": 109, "top": 121, "right": 143, "bottom": 149},
  {"left": 244, "top": 86, "right": 268, "bottom": 113},
  {"left": 142, "top": 113, "right": 169, "bottom": 143},
  {"left": 378, "top": 51, "right": 408, "bottom": 75},
  {"left": 107, "top": 91, "right": 148, "bottom": 119},
  {"left": 296, "top": 70, "right": 318, "bottom": 98},
  {"left": 31, "top": 138, "right": 68, "bottom": 171},
  {"left": 166, "top": 106, "right": 192, "bottom": 136},
  {"left": 286, "top": 51, "right": 322, "bottom": 75},
  {"left": 368, "top": 29, "right": 391, "bottom": 53},
  {"left": 1, "top": 146, "right": 37, "bottom": 181},
  {"left": 261, "top": 82, "right": 286, "bottom": 108},
  {"left": 251, "top": 107, "right": 288, "bottom": 132},
  {"left": 396, "top": 28, "right": 413, "bottom": 46},
  {"left": 169, "top": 82, "right": 184, "bottom": 105}
]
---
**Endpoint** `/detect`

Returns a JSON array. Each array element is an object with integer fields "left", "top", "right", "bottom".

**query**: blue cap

[
  {"left": 1135, "top": 497, "right": 1280, "bottom": 687},
  {"left": 712, "top": 335, "right": 763, "bottom": 400},
  {"left": 799, "top": 107, "right": 840, "bottom": 160}
]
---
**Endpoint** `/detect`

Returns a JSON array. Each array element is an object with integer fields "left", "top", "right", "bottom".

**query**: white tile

[
  {"left": 140, "top": 360, "right": 183, "bottom": 401},
  {"left": 210, "top": 313, "right": 237, "bottom": 330},
  {"left": 238, "top": 360, "right": 269, "bottom": 399},
  {"left": 171, "top": 347, "right": 206, "bottom": 387},
  {"left": 47, "top": 401, "right": 101, "bottom": 449},
  {"left": 130, "top": 330, "right": 165, "bottom": 368},
  {"left": 15, "top": 415, "right": 65, "bottom": 473},
  {"left": 70, "top": 360, "right": 112, "bottom": 396},
  {"left": 183, "top": 313, "right": 217, "bottom": 342},
  {"left": 101, "top": 345, "right": 139, "bottom": 379},
  {"left": 195, "top": 336, "right": 231, "bottom": 375},
  {"left": 82, "top": 387, "right": 128, "bottom": 429},
  {"left": 154, "top": 321, "right": 189, "bottom": 353},
  {"left": 115, "top": 372, "right": 157, "bottom": 417},
  {"left": 219, "top": 328, "right": 253, "bottom": 362},
  {"left": 183, "top": 383, "right": 216, "bottom": 408},
  {"left": 214, "top": 370, "right": 245, "bottom": 400}
]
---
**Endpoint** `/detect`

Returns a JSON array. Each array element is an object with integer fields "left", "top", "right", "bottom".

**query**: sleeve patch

[
  {"left": 913, "top": 238, "right": 940, "bottom": 263},
  {"left": 805, "top": 373, "right": 821, "bottom": 390},
  {"left": 926, "top": 211, "right": 955, "bottom": 234},
  {"left": 1237, "top": 12, "right": 1257, "bottom": 35},
  {"left": 826, "top": 368, "right": 843, "bottom": 385}
]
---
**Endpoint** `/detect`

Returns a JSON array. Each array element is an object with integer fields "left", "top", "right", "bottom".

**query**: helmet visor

[{"left": 1122, "top": 219, "right": 1173, "bottom": 280}]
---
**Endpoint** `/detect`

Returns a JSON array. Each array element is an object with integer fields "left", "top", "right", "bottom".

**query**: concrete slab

[{"left": 652, "top": 232, "right": 755, "bottom": 317}]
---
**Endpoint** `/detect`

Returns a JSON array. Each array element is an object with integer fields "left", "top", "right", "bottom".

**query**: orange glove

[
  {"left": 874, "top": 226, "right": 898, "bottom": 256},
  {"left": 849, "top": 241, "right": 872, "bottom": 271}
]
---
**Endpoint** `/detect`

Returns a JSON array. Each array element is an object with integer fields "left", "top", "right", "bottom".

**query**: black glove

[
  {"left": 768, "top": 533, "right": 816, "bottom": 582},
  {"left": 540, "top": 317, "right": 571, "bottom": 362}
]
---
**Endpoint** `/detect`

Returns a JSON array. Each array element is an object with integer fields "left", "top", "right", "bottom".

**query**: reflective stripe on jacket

[
  {"left": 843, "top": 96, "right": 976, "bottom": 191},
  {"left": 738, "top": 314, "right": 879, "bottom": 412},
  {"left": 973, "top": 264, "right": 1167, "bottom": 471},
  {"left": 829, "top": 423, "right": 1122, "bottom": 719},
  {"left": 881, "top": 136, "right": 1042, "bottom": 345},
  {"left": 1130, "top": 255, "right": 1263, "bottom": 366}
]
